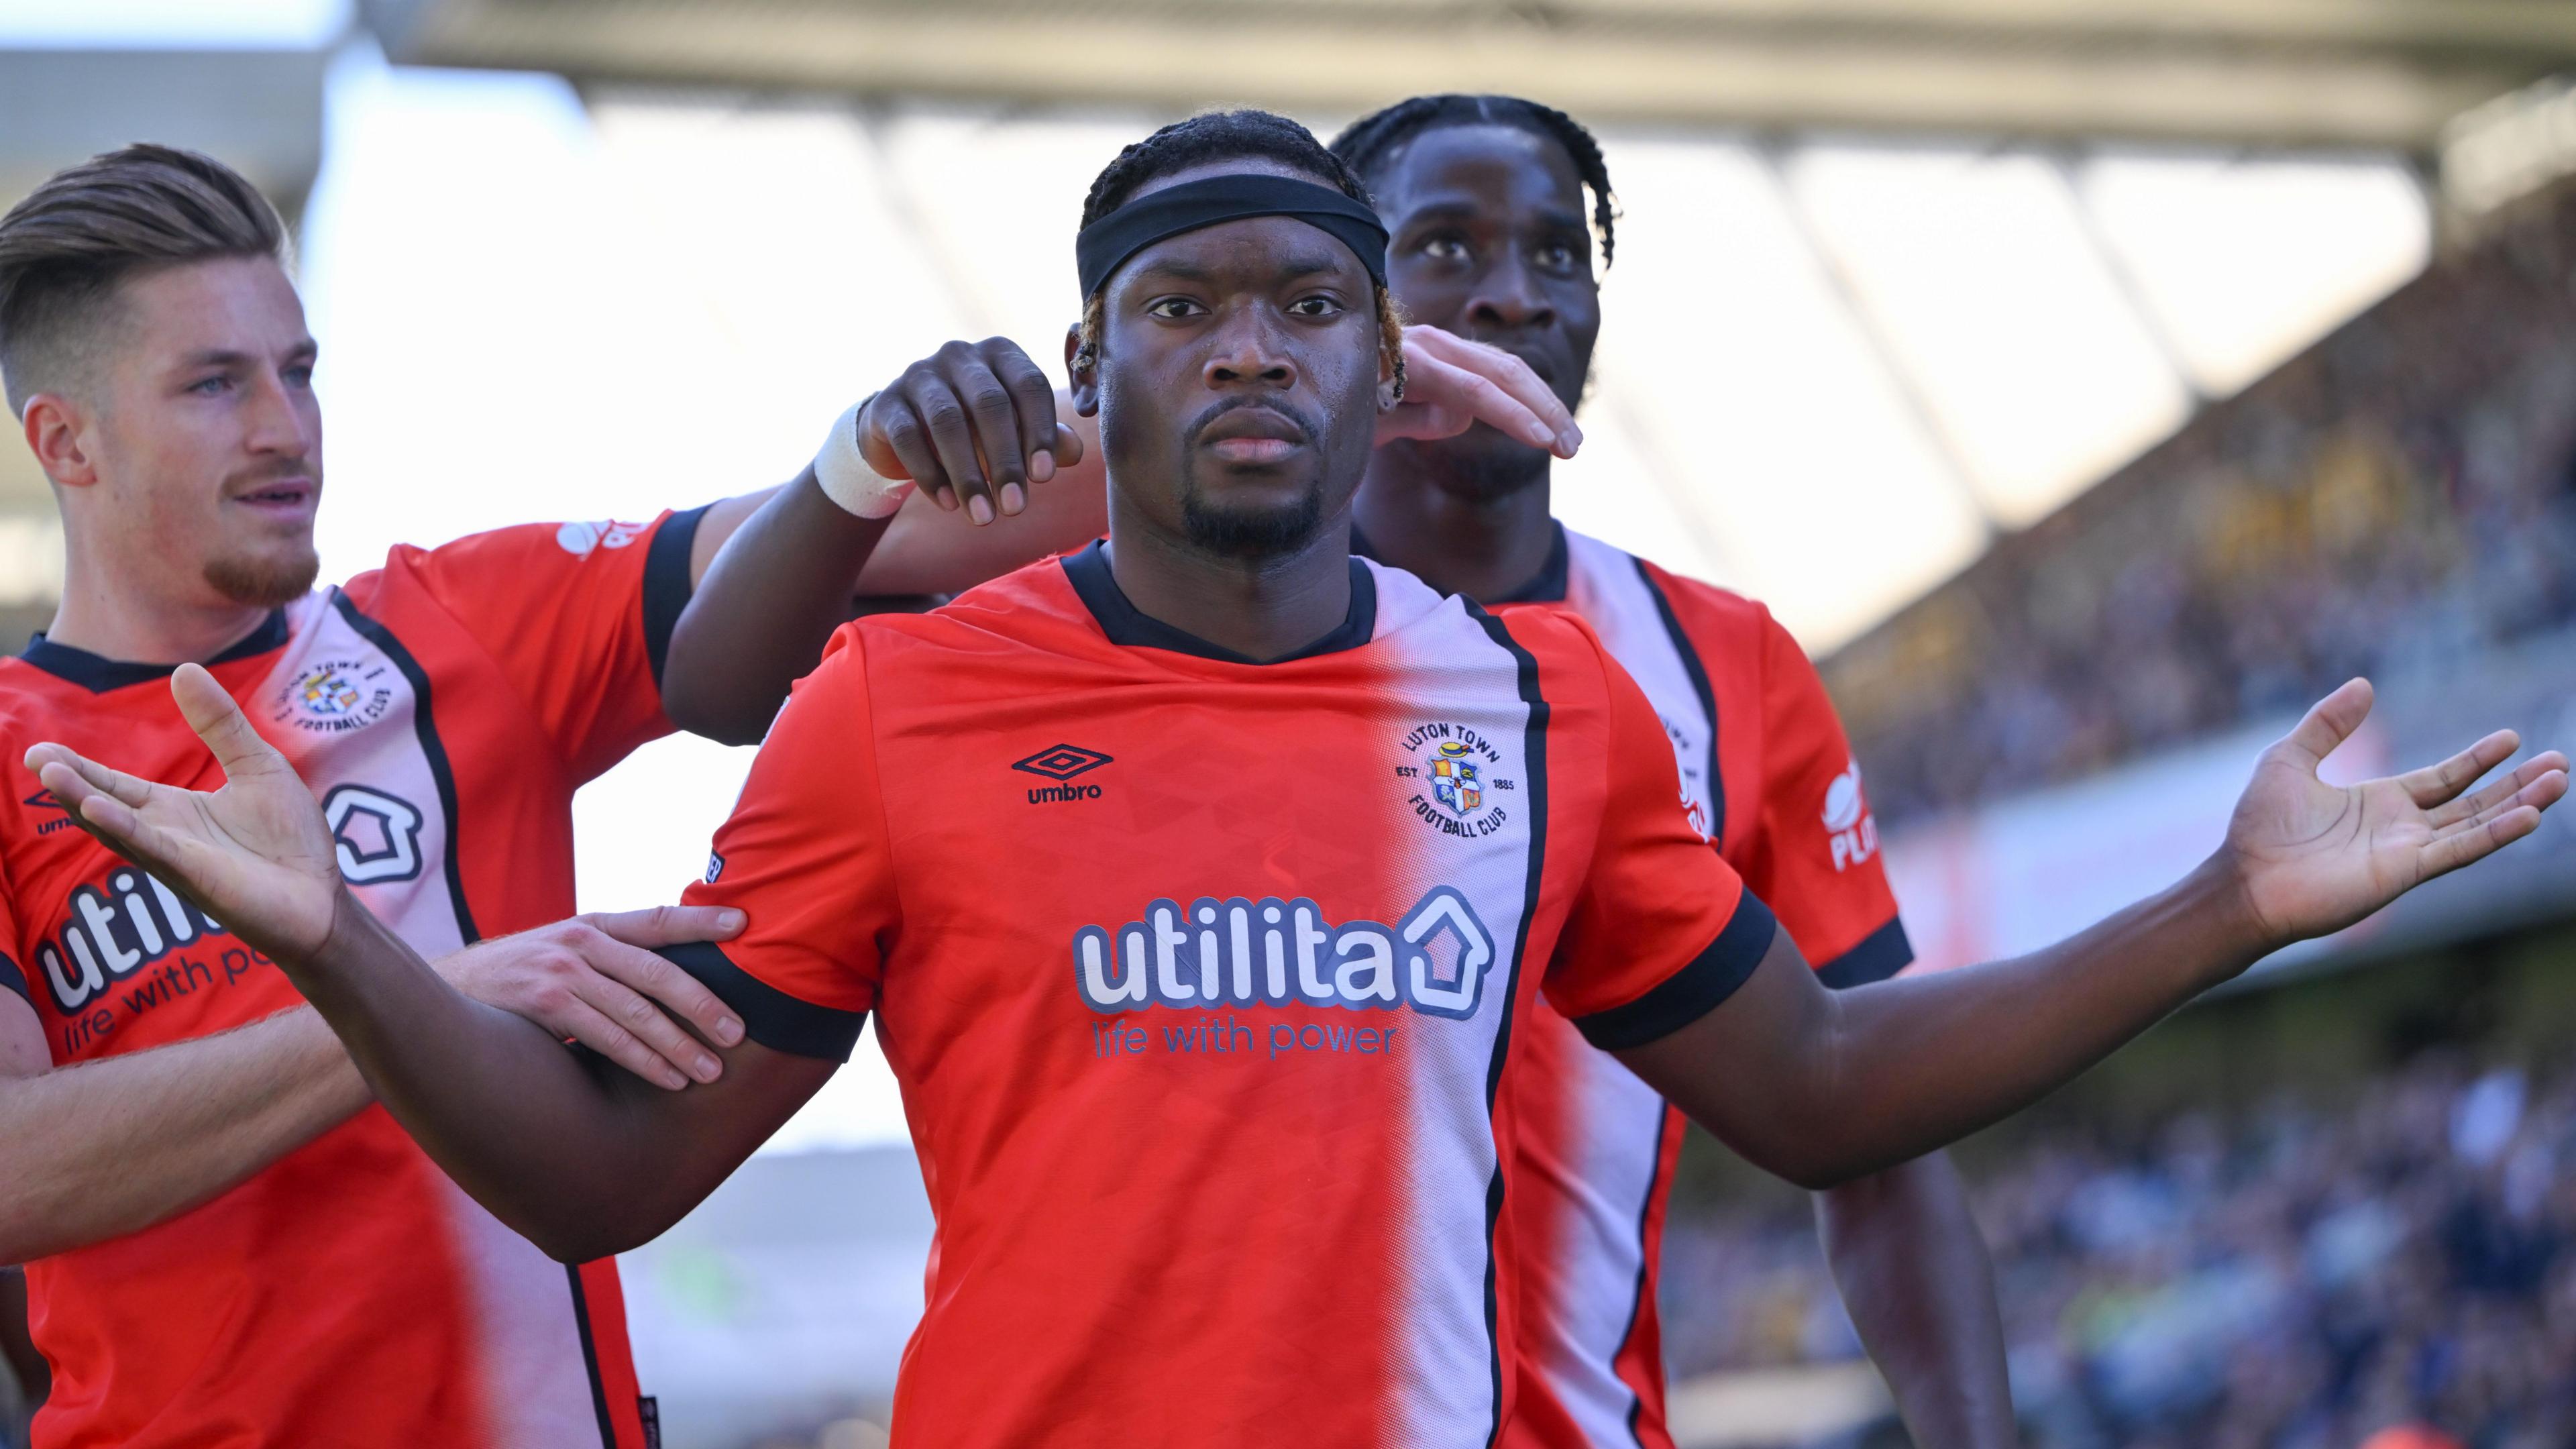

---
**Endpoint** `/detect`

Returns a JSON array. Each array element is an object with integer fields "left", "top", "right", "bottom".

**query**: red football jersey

[
  {"left": 1489, "top": 527, "right": 1909, "bottom": 1449},
  {"left": 0, "top": 511, "right": 703, "bottom": 1449},
  {"left": 669, "top": 542, "right": 1778, "bottom": 1448}
]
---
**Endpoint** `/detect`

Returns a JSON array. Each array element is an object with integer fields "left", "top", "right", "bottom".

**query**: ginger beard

[{"left": 202, "top": 525, "right": 320, "bottom": 607}]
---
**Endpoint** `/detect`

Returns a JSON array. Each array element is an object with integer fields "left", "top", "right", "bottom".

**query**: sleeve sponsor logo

[
  {"left": 555, "top": 519, "right": 647, "bottom": 557},
  {"left": 1823, "top": 757, "right": 1879, "bottom": 871},
  {"left": 1073, "top": 886, "right": 1497, "bottom": 1020},
  {"left": 1395, "top": 721, "right": 1515, "bottom": 839}
]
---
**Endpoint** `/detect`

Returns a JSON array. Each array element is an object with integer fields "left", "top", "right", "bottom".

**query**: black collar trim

[
  {"left": 1060, "top": 541, "right": 1376, "bottom": 664},
  {"left": 1348, "top": 520, "right": 1568, "bottom": 605},
  {"left": 19, "top": 610, "right": 290, "bottom": 694}
]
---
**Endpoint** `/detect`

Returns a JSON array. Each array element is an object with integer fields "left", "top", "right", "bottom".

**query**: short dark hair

[
  {"left": 0, "top": 144, "right": 288, "bottom": 413},
  {"left": 1075, "top": 109, "right": 1402, "bottom": 392},
  {"left": 1330, "top": 95, "right": 1619, "bottom": 269}
]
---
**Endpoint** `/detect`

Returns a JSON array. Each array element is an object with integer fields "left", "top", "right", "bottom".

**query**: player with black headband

[
  {"left": 1327, "top": 95, "right": 2013, "bottom": 1449},
  {"left": 25, "top": 110, "right": 2563, "bottom": 1448}
]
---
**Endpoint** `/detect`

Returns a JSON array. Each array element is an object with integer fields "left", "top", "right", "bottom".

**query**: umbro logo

[
  {"left": 23, "top": 791, "right": 74, "bottom": 836},
  {"left": 1014, "top": 745, "right": 1113, "bottom": 781},
  {"left": 1015, "top": 744, "right": 1113, "bottom": 804}
]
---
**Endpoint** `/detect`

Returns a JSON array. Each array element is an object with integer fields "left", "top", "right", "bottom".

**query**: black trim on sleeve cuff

[
  {"left": 657, "top": 940, "right": 865, "bottom": 1061},
  {"left": 1814, "top": 916, "right": 1915, "bottom": 990},
  {"left": 642, "top": 504, "right": 712, "bottom": 690},
  {"left": 1574, "top": 895, "right": 1780, "bottom": 1052},
  {"left": 0, "top": 951, "right": 26, "bottom": 1005}
]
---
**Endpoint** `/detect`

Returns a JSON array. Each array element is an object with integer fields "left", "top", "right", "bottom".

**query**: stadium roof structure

[{"left": 362, "top": 0, "right": 2576, "bottom": 152}]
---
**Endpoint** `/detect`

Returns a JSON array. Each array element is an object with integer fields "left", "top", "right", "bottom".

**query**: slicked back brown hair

[{"left": 0, "top": 144, "right": 288, "bottom": 415}]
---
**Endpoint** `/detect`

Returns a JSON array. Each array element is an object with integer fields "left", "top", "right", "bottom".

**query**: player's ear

[
  {"left": 1065, "top": 323, "right": 1100, "bottom": 418},
  {"left": 23, "top": 392, "right": 102, "bottom": 489}
]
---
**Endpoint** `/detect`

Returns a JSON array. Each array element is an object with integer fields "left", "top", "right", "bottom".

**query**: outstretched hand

[
  {"left": 25, "top": 663, "right": 343, "bottom": 961},
  {"left": 1378, "top": 325, "right": 1582, "bottom": 458},
  {"left": 2220, "top": 679, "right": 2567, "bottom": 949}
]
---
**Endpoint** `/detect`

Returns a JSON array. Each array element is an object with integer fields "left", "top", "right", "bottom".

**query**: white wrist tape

[{"left": 812, "top": 396, "right": 914, "bottom": 519}]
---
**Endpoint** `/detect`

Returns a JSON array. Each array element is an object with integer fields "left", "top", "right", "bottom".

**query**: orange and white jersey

[
  {"left": 1474, "top": 525, "right": 1911, "bottom": 1449},
  {"left": 671, "top": 542, "right": 1779, "bottom": 1448},
  {"left": 0, "top": 512, "right": 702, "bottom": 1449}
]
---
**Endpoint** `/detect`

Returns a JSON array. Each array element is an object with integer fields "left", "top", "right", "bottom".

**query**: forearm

[
  {"left": 1626, "top": 859, "right": 2271, "bottom": 1187},
  {"left": 0, "top": 1007, "right": 367, "bottom": 1261},
  {"left": 664, "top": 471, "right": 893, "bottom": 745},
  {"left": 1805, "top": 858, "right": 2268, "bottom": 1176},
  {"left": 1817, "top": 1152, "right": 2016, "bottom": 1448},
  {"left": 286, "top": 894, "right": 692, "bottom": 1259}
]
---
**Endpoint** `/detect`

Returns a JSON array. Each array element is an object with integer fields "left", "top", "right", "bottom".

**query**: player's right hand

[
  {"left": 25, "top": 663, "right": 342, "bottom": 962},
  {"left": 435, "top": 908, "right": 749, "bottom": 1091},
  {"left": 1380, "top": 325, "right": 1583, "bottom": 458},
  {"left": 859, "top": 337, "right": 1082, "bottom": 528}
]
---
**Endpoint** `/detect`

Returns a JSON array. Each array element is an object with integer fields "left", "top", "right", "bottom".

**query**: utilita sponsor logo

[
  {"left": 36, "top": 867, "right": 231, "bottom": 1017},
  {"left": 1073, "top": 886, "right": 1497, "bottom": 1020},
  {"left": 1822, "top": 758, "right": 1878, "bottom": 871}
]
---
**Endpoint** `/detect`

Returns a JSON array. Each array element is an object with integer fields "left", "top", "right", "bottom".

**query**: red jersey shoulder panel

[
  {"left": 674, "top": 624, "right": 894, "bottom": 1053},
  {"left": 1633, "top": 561, "right": 1909, "bottom": 986},
  {"left": 348, "top": 510, "right": 705, "bottom": 786},
  {"left": 1498, "top": 606, "right": 1775, "bottom": 1047}
]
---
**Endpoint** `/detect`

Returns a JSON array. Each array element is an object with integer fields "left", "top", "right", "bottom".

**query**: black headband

[{"left": 1075, "top": 173, "right": 1389, "bottom": 301}]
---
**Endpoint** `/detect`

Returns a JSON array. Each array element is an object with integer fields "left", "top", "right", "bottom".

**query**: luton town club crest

[
  {"left": 1430, "top": 741, "right": 1482, "bottom": 814},
  {"left": 1397, "top": 721, "right": 1515, "bottom": 839},
  {"left": 275, "top": 659, "right": 395, "bottom": 735}
]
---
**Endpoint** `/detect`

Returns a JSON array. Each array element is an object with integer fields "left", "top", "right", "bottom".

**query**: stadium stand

[
  {"left": 1658, "top": 938, "right": 2576, "bottom": 1449},
  {"left": 1825, "top": 176, "right": 2576, "bottom": 828}
]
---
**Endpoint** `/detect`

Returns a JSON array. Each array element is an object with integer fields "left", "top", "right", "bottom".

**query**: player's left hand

[
  {"left": 2216, "top": 678, "right": 2567, "bottom": 949},
  {"left": 25, "top": 663, "right": 343, "bottom": 962},
  {"left": 1377, "top": 325, "right": 1583, "bottom": 459},
  {"left": 860, "top": 337, "right": 1083, "bottom": 527}
]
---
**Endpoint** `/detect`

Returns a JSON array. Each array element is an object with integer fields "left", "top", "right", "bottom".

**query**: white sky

[{"left": 2, "top": 3, "right": 2441, "bottom": 1151}]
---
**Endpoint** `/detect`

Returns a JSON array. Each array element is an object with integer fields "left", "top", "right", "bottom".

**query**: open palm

[
  {"left": 2224, "top": 679, "right": 2567, "bottom": 948},
  {"left": 25, "top": 663, "right": 343, "bottom": 962}
]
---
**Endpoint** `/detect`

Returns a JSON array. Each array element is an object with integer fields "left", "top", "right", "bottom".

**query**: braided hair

[
  {"left": 1074, "top": 109, "right": 1404, "bottom": 398},
  {"left": 1330, "top": 95, "right": 1618, "bottom": 269}
]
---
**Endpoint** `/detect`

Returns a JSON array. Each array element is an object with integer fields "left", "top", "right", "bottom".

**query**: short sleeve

[
  {"left": 403, "top": 509, "right": 708, "bottom": 784},
  {"left": 1744, "top": 610, "right": 1912, "bottom": 989},
  {"left": 1544, "top": 631, "right": 1778, "bottom": 1051},
  {"left": 663, "top": 628, "right": 896, "bottom": 1061}
]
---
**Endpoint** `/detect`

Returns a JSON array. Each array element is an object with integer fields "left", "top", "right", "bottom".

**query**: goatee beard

[
  {"left": 1434, "top": 439, "right": 1550, "bottom": 505},
  {"left": 204, "top": 549, "right": 321, "bottom": 609},
  {"left": 1181, "top": 480, "right": 1328, "bottom": 559}
]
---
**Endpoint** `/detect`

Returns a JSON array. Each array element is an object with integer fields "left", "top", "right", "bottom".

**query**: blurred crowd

[
  {"left": 1661, "top": 1053, "right": 2576, "bottom": 1448},
  {"left": 1829, "top": 182, "right": 2576, "bottom": 826}
]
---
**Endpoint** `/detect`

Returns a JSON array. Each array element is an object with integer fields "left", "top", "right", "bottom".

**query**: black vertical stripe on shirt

[
  {"left": 563, "top": 1264, "right": 621, "bottom": 1446},
  {"left": 0, "top": 951, "right": 25, "bottom": 1004},
  {"left": 329, "top": 592, "right": 481, "bottom": 945},
  {"left": 1466, "top": 599, "right": 1550, "bottom": 1449},
  {"left": 1631, "top": 559, "right": 1723, "bottom": 848},
  {"left": 1616, "top": 1106, "right": 1682, "bottom": 1449}
]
